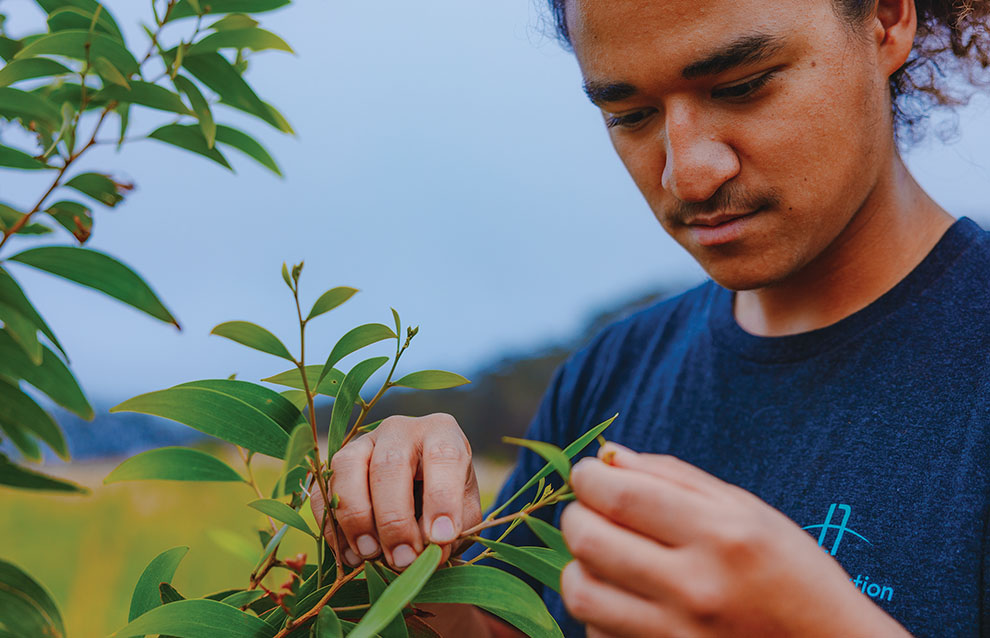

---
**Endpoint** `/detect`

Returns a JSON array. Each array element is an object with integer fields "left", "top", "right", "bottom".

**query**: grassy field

[{"left": 0, "top": 450, "right": 511, "bottom": 637}]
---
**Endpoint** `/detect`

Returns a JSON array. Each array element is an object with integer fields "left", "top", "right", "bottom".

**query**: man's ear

[{"left": 872, "top": 0, "right": 918, "bottom": 76}]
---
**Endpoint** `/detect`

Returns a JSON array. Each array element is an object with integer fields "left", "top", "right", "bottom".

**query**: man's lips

[
  {"left": 687, "top": 209, "right": 761, "bottom": 227},
  {"left": 685, "top": 207, "right": 765, "bottom": 246}
]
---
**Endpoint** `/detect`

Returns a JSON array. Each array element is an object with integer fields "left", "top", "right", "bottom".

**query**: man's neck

[{"left": 733, "top": 156, "right": 955, "bottom": 337}]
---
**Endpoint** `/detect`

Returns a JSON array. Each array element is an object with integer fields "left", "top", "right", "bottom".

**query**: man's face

[{"left": 566, "top": 0, "right": 892, "bottom": 290}]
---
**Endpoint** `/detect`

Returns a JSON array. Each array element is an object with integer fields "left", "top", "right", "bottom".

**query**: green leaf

[
  {"left": 0, "top": 86, "right": 62, "bottom": 130},
  {"left": 92, "top": 56, "right": 129, "bottom": 88},
  {"left": 63, "top": 172, "right": 124, "bottom": 207},
  {"left": 0, "top": 305, "right": 42, "bottom": 363},
  {"left": 0, "top": 377, "right": 68, "bottom": 460},
  {"left": 214, "top": 124, "right": 280, "bottom": 175},
  {"left": 523, "top": 515, "right": 572, "bottom": 559},
  {"left": 210, "top": 321, "right": 293, "bottom": 361},
  {"left": 279, "top": 389, "right": 307, "bottom": 410},
  {"left": 0, "top": 36, "right": 24, "bottom": 63},
  {"left": 0, "top": 328, "right": 92, "bottom": 419},
  {"left": 129, "top": 546, "right": 189, "bottom": 621},
  {"left": 0, "top": 144, "right": 48, "bottom": 170},
  {"left": 0, "top": 204, "right": 52, "bottom": 238},
  {"left": 307, "top": 286, "right": 358, "bottom": 321},
  {"left": 99, "top": 81, "right": 191, "bottom": 114},
  {"left": 112, "top": 599, "right": 276, "bottom": 638},
  {"left": 187, "top": 27, "right": 293, "bottom": 56},
  {"left": 15, "top": 30, "right": 137, "bottom": 75},
  {"left": 477, "top": 538, "right": 564, "bottom": 594},
  {"left": 280, "top": 262, "right": 292, "bottom": 289},
  {"left": 0, "top": 57, "right": 71, "bottom": 86},
  {"left": 168, "top": 0, "right": 291, "bottom": 21},
  {"left": 329, "top": 356, "right": 389, "bottom": 456},
  {"left": 364, "top": 563, "right": 409, "bottom": 638},
  {"left": 414, "top": 565, "right": 563, "bottom": 638},
  {"left": 348, "top": 545, "right": 442, "bottom": 638},
  {"left": 0, "top": 452, "right": 87, "bottom": 493},
  {"left": 45, "top": 200, "right": 93, "bottom": 243},
  {"left": 392, "top": 370, "right": 470, "bottom": 391},
  {"left": 0, "top": 558, "right": 65, "bottom": 638},
  {"left": 9, "top": 246, "right": 179, "bottom": 326},
  {"left": 262, "top": 365, "right": 346, "bottom": 398},
  {"left": 248, "top": 498, "right": 315, "bottom": 537},
  {"left": 148, "top": 123, "right": 231, "bottom": 169},
  {"left": 0, "top": 412, "right": 42, "bottom": 461},
  {"left": 111, "top": 385, "right": 291, "bottom": 458},
  {"left": 47, "top": 6, "right": 124, "bottom": 42},
  {"left": 181, "top": 52, "right": 291, "bottom": 133},
  {"left": 490, "top": 414, "right": 618, "bottom": 519},
  {"left": 159, "top": 582, "right": 185, "bottom": 605},
  {"left": 174, "top": 75, "right": 215, "bottom": 147},
  {"left": 105, "top": 447, "right": 245, "bottom": 484},
  {"left": 315, "top": 606, "right": 344, "bottom": 638},
  {"left": 503, "top": 438, "right": 570, "bottom": 483},
  {"left": 210, "top": 14, "right": 259, "bottom": 31},
  {"left": 276, "top": 423, "right": 314, "bottom": 496},
  {"left": 317, "top": 323, "right": 396, "bottom": 386},
  {"left": 0, "top": 267, "right": 64, "bottom": 356},
  {"left": 220, "top": 590, "right": 264, "bottom": 608},
  {"left": 177, "top": 379, "right": 304, "bottom": 433}
]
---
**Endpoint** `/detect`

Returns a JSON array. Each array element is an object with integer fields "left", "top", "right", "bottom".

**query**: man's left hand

[{"left": 559, "top": 444, "right": 913, "bottom": 638}]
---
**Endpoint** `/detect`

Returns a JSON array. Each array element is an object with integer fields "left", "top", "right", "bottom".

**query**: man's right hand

[{"left": 312, "top": 413, "right": 483, "bottom": 570}]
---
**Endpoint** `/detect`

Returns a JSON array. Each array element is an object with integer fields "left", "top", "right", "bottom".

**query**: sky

[{"left": 2, "top": 1, "right": 989, "bottom": 403}]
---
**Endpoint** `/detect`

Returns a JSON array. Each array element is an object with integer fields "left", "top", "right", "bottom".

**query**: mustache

[{"left": 669, "top": 184, "right": 782, "bottom": 223}]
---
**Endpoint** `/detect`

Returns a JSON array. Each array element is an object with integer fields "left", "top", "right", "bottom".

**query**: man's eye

[
  {"left": 712, "top": 71, "right": 778, "bottom": 100},
  {"left": 605, "top": 109, "right": 655, "bottom": 130}
]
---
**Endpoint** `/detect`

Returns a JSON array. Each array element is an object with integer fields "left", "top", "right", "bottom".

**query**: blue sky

[{"left": 3, "top": 1, "right": 989, "bottom": 401}]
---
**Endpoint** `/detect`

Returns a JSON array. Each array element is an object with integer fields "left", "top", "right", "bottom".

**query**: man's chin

[{"left": 698, "top": 261, "right": 786, "bottom": 292}]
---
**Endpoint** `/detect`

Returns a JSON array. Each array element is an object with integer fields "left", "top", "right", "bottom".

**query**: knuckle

[
  {"left": 334, "top": 506, "right": 370, "bottom": 529},
  {"left": 681, "top": 578, "right": 725, "bottom": 622},
  {"left": 370, "top": 447, "right": 410, "bottom": 473},
  {"left": 426, "top": 440, "right": 464, "bottom": 464}
]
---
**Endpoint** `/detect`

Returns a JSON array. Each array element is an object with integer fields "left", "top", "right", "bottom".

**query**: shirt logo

[{"left": 801, "top": 503, "right": 872, "bottom": 556}]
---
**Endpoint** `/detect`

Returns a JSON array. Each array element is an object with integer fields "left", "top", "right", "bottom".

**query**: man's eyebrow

[
  {"left": 681, "top": 33, "right": 786, "bottom": 80},
  {"left": 583, "top": 80, "right": 638, "bottom": 107}
]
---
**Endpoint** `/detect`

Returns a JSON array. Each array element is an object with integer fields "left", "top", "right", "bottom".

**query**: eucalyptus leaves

[{"left": 95, "top": 262, "right": 615, "bottom": 637}]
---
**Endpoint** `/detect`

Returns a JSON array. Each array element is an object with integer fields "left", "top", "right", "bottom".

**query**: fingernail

[
  {"left": 392, "top": 544, "right": 416, "bottom": 568},
  {"left": 431, "top": 516, "right": 456, "bottom": 543},
  {"left": 343, "top": 548, "right": 360, "bottom": 566},
  {"left": 601, "top": 442, "right": 634, "bottom": 465},
  {"left": 357, "top": 534, "right": 379, "bottom": 557}
]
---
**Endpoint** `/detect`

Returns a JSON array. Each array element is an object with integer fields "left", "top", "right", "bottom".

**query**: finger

[
  {"left": 570, "top": 457, "right": 709, "bottom": 546},
  {"left": 560, "top": 501, "right": 684, "bottom": 602},
  {"left": 369, "top": 431, "right": 425, "bottom": 569},
  {"left": 561, "top": 561, "right": 675, "bottom": 638},
  {"left": 600, "top": 443, "right": 725, "bottom": 494},
  {"left": 419, "top": 426, "right": 473, "bottom": 545},
  {"left": 330, "top": 436, "right": 381, "bottom": 559}
]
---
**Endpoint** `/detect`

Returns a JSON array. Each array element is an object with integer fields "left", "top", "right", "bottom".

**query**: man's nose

[{"left": 661, "top": 105, "right": 740, "bottom": 203}]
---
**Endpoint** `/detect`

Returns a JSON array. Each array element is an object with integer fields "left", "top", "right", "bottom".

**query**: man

[{"left": 324, "top": 0, "right": 990, "bottom": 635}]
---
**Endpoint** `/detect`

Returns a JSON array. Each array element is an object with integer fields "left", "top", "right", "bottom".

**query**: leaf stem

[{"left": 273, "top": 563, "right": 366, "bottom": 637}]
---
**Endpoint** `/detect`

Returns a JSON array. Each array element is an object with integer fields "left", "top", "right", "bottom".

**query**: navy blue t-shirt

[{"left": 473, "top": 217, "right": 990, "bottom": 637}]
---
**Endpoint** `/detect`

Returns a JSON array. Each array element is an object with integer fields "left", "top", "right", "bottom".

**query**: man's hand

[
  {"left": 311, "top": 413, "right": 483, "bottom": 570},
  {"left": 559, "top": 444, "right": 913, "bottom": 638}
]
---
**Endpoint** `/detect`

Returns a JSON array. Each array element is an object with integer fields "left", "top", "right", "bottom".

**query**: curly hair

[{"left": 545, "top": 0, "right": 990, "bottom": 144}]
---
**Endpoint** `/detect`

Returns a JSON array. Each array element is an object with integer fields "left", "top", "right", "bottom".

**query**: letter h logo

[{"left": 802, "top": 503, "right": 871, "bottom": 557}]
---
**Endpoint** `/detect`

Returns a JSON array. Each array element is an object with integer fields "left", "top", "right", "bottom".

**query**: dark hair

[{"left": 546, "top": 0, "right": 990, "bottom": 144}]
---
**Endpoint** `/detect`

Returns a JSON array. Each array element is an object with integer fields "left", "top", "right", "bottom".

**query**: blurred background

[{"left": 1, "top": 0, "right": 988, "bottom": 635}]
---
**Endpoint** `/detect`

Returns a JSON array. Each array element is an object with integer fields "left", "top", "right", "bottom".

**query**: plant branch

[{"left": 273, "top": 563, "right": 365, "bottom": 637}]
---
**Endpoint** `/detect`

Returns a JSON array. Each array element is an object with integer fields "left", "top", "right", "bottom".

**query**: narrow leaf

[
  {"left": 262, "top": 365, "right": 345, "bottom": 398},
  {"left": 104, "top": 447, "right": 245, "bottom": 483},
  {"left": 15, "top": 30, "right": 138, "bottom": 74},
  {"left": 46, "top": 6, "right": 125, "bottom": 42},
  {"left": 0, "top": 452, "right": 87, "bottom": 493},
  {"left": 0, "top": 328, "right": 93, "bottom": 419},
  {"left": 307, "top": 286, "right": 358, "bottom": 321},
  {"left": 111, "top": 385, "right": 290, "bottom": 458},
  {"left": 45, "top": 200, "right": 93, "bottom": 243},
  {"left": 129, "top": 546, "right": 189, "bottom": 621},
  {"left": 365, "top": 562, "right": 409, "bottom": 638},
  {"left": 186, "top": 27, "right": 293, "bottom": 56},
  {"left": 392, "top": 370, "right": 470, "bottom": 391},
  {"left": 159, "top": 582, "right": 185, "bottom": 604},
  {"left": 220, "top": 590, "right": 264, "bottom": 608},
  {"left": 215, "top": 124, "right": 281, "bottom": 175},
  {"left": 503, "top": 437, "right": 570, "bottom": 482},
  {"left": 210, "top": 14, "right": 259, "bottom": 31},
  {"left": 93, "top": 55, "right": 130, "bottom": 87},
  {"left": 168, "top": 0, "right": 291, "bottom": 21},
  {"left": 523, "top": 515, "right": 573, "bottom": 559},
  {"left": 328, "top": 356, "right": 389, "bottom": 456},
  {"left": 100, "top": 81, "right": 191, "bottom": 114},
  {"left": 177, "top": 379, "right": 304, "bottom": 433},
  {"left": 0, "top": 86, "right": 62, "bottom": 130},
  {"left": 317, "top": 323, "right": 396, "bottom": 386},
  {"left": 63, "top": 172, "right": 124, "bottom": 207},
  {"left": 181, "top": 52, "right": 291, "bottom": 132},
  {"left": 0, "top": 58, "right": 71, "bottom": 86},
  {"left": 0, "top": 377, "right": 68, "bottom": 459},
  {"left": 248, "top": 498, "right": 315, "bottom": 537},
  {"left": 112, "top": 599, "right": 276, "bottom": 638},
  {"left": 210, "top": 320, "right": 293, "bottom": 361},
  {"left": 174, "top": 74, "right": 215, "bottom": 147},
  {"left": 348, "top": 545, "right": 442, "bottom": 638},
  {"left": 0, "top": 304, "right": 42, "bottom": 363},
  {"left": 0, "top": 144, "right": 48, "bottom": 170},
  {"left": 477, "top": 538, "right": 564, "bottom": 593},
  {"left": 0, "top": 266, "right": 64, "bottom": 356},
  {"left": 413, "top": 565, "right": 563, "bottom": 638},
  {"left": 0, "top": 558, "right": 65, "bottom": 638},
  {"left": 315, "top": 606, "right": 344, "bottom": 638},
  {"left": 148, "top": 123, "right": 231, "bottom": 168},
  {"left": 9, "top": 246, "right": 179, "bottom": 326}
]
